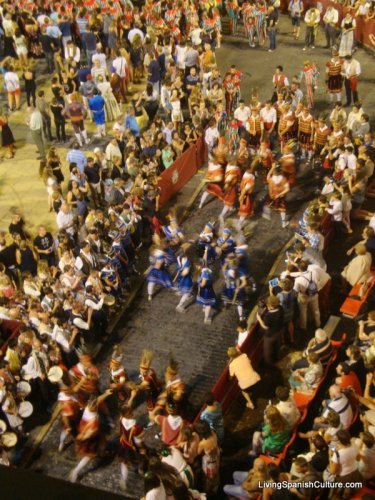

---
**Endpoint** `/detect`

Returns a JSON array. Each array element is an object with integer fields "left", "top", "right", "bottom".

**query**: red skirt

[
  {"left": 238, "top": 194, "right": 254, "bottom": 217},
  {"left": 76, "top": 432, "right": 104, "bottom": 458},
  {"left": 223, "top": 186, "right": 237, "bottom": 206},
  {"left": 207, "top": 183, "right": 224, "bottom": 200}
]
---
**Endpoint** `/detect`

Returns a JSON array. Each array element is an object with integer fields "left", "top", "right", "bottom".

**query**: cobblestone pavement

[{"left": 26, "top": 15, "right": 375, "bottom": 497}]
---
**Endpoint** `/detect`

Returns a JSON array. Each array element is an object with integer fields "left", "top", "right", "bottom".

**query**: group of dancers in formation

[
  {"left": 59, "top": 345, "right": 192, "bottom": 491},
  {"left": 146, "top": 211, "right": 253, "bottom": 324}
]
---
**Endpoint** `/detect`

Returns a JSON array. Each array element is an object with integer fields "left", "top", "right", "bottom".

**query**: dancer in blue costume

[
  {"left": 196, "top": 267, "right": 217, "bottom": 324},
  {"left": 147, "top": 249, "right": 172, "bottom": 301}
]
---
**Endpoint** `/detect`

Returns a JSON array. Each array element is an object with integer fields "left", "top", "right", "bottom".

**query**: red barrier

[
  {"left": 158, "top": 138, "right": 207, "bottom": 208},
  {"left": 280, "top": 0, "right": 375, "bottom": 49}
]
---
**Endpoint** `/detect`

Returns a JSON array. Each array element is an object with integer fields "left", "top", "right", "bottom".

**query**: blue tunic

[
  {"left": 196, "top": 268, "right": 216, "bottom": 306},
  {"left": 147, "top": 254, "right": 172, "bottom": 288},
  {"left": 88, "top": 94, "right": 106, "bottom": 125},
  {"left": 174, "top": 256, "right": 193, "bottom": 295},
  {"left": 221, "top": 268, "right": 246, "bottom": 305}
]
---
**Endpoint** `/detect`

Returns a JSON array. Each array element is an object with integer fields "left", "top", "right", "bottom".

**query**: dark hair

[
  {"left": 336, "top": 430, "right": 351, "bottom": 446},
  {"left": 194, "top": 420, "right": 212, "bottom": 439},
  {"left": 339, "top": 362, "right": 351, "bottom": 375},
  {"left": 204, "top": 392, "right": 215, "bottom": 406},
  {"left": 311, "top": 434, "right": 328, "bottom": 451},
  {"left": 275, "top": 386, "right": 290, "bottom": 402},
  {"left": 144, "top": 472, "right": 161, "bottom": 494},
  {"left": 298, "top": 260, "right": 308, "bottom": 272},
  {"left": 276, "top": 65, "right": 283, "bottom": 71},
  {"left": 362, "top": 431, "right": 375, "bottom": 448}
]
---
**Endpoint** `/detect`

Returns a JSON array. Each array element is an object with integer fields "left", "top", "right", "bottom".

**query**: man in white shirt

[
  {"left": 21, "top": 339, "right": 50, "bottom": 407},
  {"left": 327, "top": 192, "right": 345, "bottom": 236},
  {"left": 65, "top": 40, "right": 80, "bottom": 64},
  {"left": 291, "top": 260, "right": 321, "bottom": 330},
  {"left": 275, "top": 386, "right": 301, "bottom": 429},
  {"left": 112, "top": 49, "right": 127, "bottom": 103},
  {"left": 342, "top": 55, "right": 361, "bottom": 106},
  {"left": 315, "top": 384, "right": 353, "bottom": 430},
  {"left": 323, "top": 6, "right": 339, "bottom": 48},
  {"left": 26, "top": 107, "right": 45, "bottom": 159},
  {"left": 303, "top": 7, "right": 320, "bottom": 50},
  {"left": 345, "top": 146, "right": 357, "bottom": 172},
  {"left": 56, "top": 204, "right": 76, "bottom": 237},
  {"left": 4, "top": 66, "right": 21, "bottom": 111},
  {"left": 204, "top": 122, "right": 219, "bottom": 156},
  {"left": 260, "top": 100, "right": 277, "bottom": 138},
  {"left": 234, "top": 100, "right": 251, "bottom": 129}
]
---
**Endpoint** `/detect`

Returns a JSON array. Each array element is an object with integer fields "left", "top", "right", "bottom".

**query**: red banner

[{"left": 158, "top": 138, "right": 207, "bottom": 208}]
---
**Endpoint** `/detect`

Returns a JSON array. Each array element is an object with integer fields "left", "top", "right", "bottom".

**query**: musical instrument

[
  {"left": 0, "top": 420, "right": 7, "bottom": 434},
  {"left": 103, "top": 294, "right": 116, "bottom": 307},
  {"left": 1, "top": 432, "right": 17, "bottom": 448},
  {"left": 16, "top": 381, "right": 31, "bottom": 398},
  {"left": 18, "top": 401, "right": 33, "bottom": 418},
  {"left": 48, "top": 366, "right": 63, "bottom": 383}
]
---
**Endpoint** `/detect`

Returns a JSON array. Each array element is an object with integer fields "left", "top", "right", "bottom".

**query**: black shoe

[{"left": 344, "top": 102, "right": 351, "bottom": 107}]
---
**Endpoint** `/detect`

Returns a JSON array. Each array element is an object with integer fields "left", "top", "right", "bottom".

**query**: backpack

[{"left": 303, "top": 272, "right": 318, "bottom": 297}]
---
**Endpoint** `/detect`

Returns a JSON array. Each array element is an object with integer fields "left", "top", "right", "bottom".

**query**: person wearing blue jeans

[
  {"left": 267, "top": 6, "right": 279, "bottom": 52},
  {"left": 223, "top": 471, "right": 250, "bottom": 499}
]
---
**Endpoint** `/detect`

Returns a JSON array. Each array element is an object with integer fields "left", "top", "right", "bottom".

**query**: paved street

[{"left": 25, "top": 15, "right": 375, "bottom": 498}]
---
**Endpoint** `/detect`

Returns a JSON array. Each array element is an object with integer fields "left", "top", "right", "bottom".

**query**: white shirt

[
  {"left": 308, "top": 264, "right": 331, "bottom": 291},
  {"left": 175, "top": 45, "right": 188, "bottom": 69},
  {"left": 293, "top": 271, "right": 317, "bottom": 295},
  {"left": 322, "top": 394, "right": 353, "bottom": 429},
  {"left": 323, "top": 7, "right": 339, "bottom": 25},
  {"left": 234, "top": 106, "right": 251, "bottom": 124},
  {"left": 260, "top": 106, "right": 277, "bottom": 124},
  {"left": 327, "top": 199, "right": 343, "bottom": 221},
  {"left": 237, "top": 329, "right": 249, "bottom": 348},
  {"left": 331, "top": 445, "right": 359, "bottom": 476},
  {"left": 342, "top": 59, "right": 361, "bottom": 78},
  {"left": 112, "top": 56, "right": 127, "bottom": 78},
  {"left": 56, "top": 210, "right": 75, "bottom": 235},
  {"left": 346, "top": 153, "right": 357, "bottom": 171},
  {"left": 205, "top": 126, "right": 219, "bottom": 148},
  {"left": 146, "top": 484, "right": 167, "bottom": 500},
  {"left": 276, "top": 399, "right": 301, "bottom": 429},
  {"left": 22, "top": 351, "right": 49, "bottom": 379},
  {"left": 65, "top": 46, "right": 80, "bottom": 63},
  {"left": 4, "top": 71, "right": 20, "bottom": 92}
]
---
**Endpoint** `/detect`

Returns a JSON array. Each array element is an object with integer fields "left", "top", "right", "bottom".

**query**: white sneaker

[
  {"left": 119, "top": 479, "right": 127, "bottom": 491},
  {"left": 69, "top": 469, "right": 78, "bottom": 483},
  {"left": 282, "top": 221, "right": 290, "bottom": 229},
  {"left": 148, "top": 295, "right": 152, "bottom": 301},
  {"left": 302, "top": 47, "right": 307, "bottom": 51},
  {"left": 204, "top": 317, "right": 212, "bottom": 325},
  {"left": 176, "top": 305, "right": 186, "bottom": 314}
]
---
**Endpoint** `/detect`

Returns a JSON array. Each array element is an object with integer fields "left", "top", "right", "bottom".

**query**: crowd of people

[{"left": 0, "top": 0, "right": 374, "bottom": 498}]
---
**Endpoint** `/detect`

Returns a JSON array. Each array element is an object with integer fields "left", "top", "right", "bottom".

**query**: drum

[
  {"left": 0, "top": 420, "right": 7, "bottom": 434},
  {"left": 103, "top": 294, "right": 116, "bottom": 307},
  {"left": 16, "top": 381, "right": 31, "bottom": 397},
  {"left": 2, "top": 432, "right": 17, "bottom": 448},
  {"left": 18, "top": 401, "right": 33, "bottom": 418},
  {"left": 48, "top": 366, "right": 63, "bottom": 383}
]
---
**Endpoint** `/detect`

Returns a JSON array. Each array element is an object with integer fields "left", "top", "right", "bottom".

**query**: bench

[{"left": 340, "top": 273, "right": 375, "bottom": 319}]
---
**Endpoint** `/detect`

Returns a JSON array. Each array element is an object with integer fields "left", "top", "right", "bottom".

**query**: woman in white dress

[
  {"left": 339, "top": 13, "right": 356, "bottom": 57},
  {"left": 96, "top": 75, "right": 121, "bottom": 122},
  {"left": 170, "top": 88, "right": 184, "bottom": 129}
]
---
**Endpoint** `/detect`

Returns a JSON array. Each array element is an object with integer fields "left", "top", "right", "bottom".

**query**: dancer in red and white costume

[
  {"left": 219, "top": 158, "right": 242, "bottom": 224},
  {"left": 199, "top": 156, "right": 224, "bottom": 209},
  {"left": 263, "top": 164, "right": 290, "bottom": 228},
  {"left": 69, "top": 390, "right": 112, "bottom": 482},
  {"left": 238, "top": 163, "right": 256, "bottom": 229}
]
